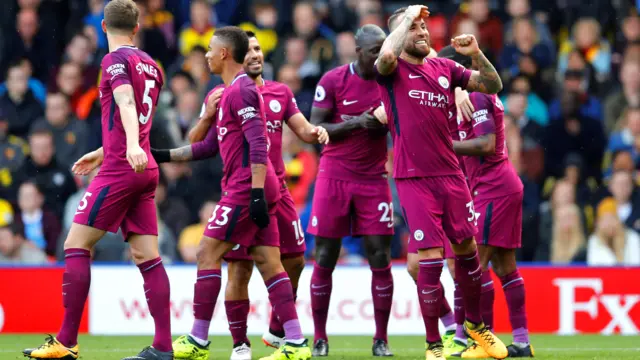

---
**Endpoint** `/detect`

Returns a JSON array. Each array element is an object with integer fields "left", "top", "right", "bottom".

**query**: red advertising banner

[
  {"left": 0, "top": 267, "right": 89, "bottom": 333},
  {"left": 492, "top": 267, "right": 640, "bottom": 334}
]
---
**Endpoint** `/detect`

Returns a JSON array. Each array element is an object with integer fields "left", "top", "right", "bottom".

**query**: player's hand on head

[
  {"left": 312, "top": 126, "right": 330, "bottom": 144},
  {"left": 72, "top": 150, "right": 103, "bottom": 176},
  {"left": 451, "top": 34, "right": 480, "bottom": 56},
  {"left": 249, "top": 188, "right": 270, "bottom": 229},
  {"left": 455, "top": 88, "right": 474, "bottom": 122},
  {"left": 373, "top": 106, "right": 388, "bottom": 125},
  {"left": 126, "top": 144, "right": 148, "bottom": 173},
  {"left": 404, "top": 5, "right": 430, "bottom": 21}
]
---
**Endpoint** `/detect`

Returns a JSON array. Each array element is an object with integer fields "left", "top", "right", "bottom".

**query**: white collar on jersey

[
  {"left": 349, "top": 62, "right": 355, "bottom": 75},
  {"left": 114, "top": 45, "right": 138, "bottom": 51},
  {"left": 231, "top": 73, "right": 248, "bottom": 86}
]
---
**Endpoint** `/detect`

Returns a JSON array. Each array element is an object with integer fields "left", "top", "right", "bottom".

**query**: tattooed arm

[
  {"left": 377, "top": 5, "right": 429, "bottom": 75},
  {"left": 466, "top": 51, "right": 503, "bottom": 94}
]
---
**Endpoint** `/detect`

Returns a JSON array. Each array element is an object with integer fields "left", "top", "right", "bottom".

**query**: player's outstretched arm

[
  {"left": 452, "top": 134, "right": 496, "bottom": 156},
  {"left": 377, "top": 5, "right": 429, "bottom": 75},
  {"left": 152, "top": 124, "right": 220, "bottom": 163},
  {"left": 451, "top": 35, "right": 503, "bottom": 94},
  {"left": 114, "top": 84, "right": 148, "bottom": 173},
  {"left": 288, "top": 113, "right": 329, "bottom": 144}
]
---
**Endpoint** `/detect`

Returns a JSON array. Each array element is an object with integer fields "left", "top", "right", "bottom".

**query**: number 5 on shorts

[
  {"left": 466, "top": 200, "right": 479, "bottom": 226},
  {"left": 77, "top": 191, "right": 93, "bottom": 211}
]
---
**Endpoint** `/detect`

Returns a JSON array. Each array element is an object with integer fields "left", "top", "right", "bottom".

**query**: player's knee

[
  {"left": 451, "top": 237, "right": 477, "bottom": 255},
  {"left": 283, "top": 256, "right": 306, "bottom": 278},
  {"left": 367, "top": 248, "right": 391, "bottom": 269},
  {"left": 314, "top": 240, "right": 340, "bottom": 269},
  {"left": 196, "top": 239, "right": 222, "bottom": 268},
  {"left": 228, "top": 261, "right": 253, "bottom": 290},
  {"left": 407, "top": 261, "right": 418, "bottom": 282}
]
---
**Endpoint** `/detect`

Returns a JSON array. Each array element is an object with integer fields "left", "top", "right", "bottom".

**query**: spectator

[
  {"left": 558, "top": 17, "right": 612, "bottom": 84},
  {"left": 54, "top": 62, "right": 86, "bottom": 118},
  {"left": 14, "top": 127, "right": 76, "bottom": 214},
  {"left": 501, "top": 75, "right": 548, "bottom": 127},
  {"left": 180, "top": 46, "right": 211, "bottom": 94},
  {"left": 158, "top": 70, "right": 196, "bottom": 112},
  {"left": 505, "top": 92, "right": 544, "bottom": 147},
  {"left": 178, "top": 0, "right": 215, "bottom": 57},
  {"left": 0, "top": 58, "right": 46, "bottom": 104},
  {"left": 280, "top": 37, "right": 321, "bottom": 89},
  {"left": 613, "top": 14, "right": 640, "bottom": 71},
  {"left": 0, "top": 214, "right": 47, "bottom": 264},
  {"left": 550, "top": 203, "right": 586, "bottom": 263},
  {"left": 164, "top": 88, "right": 201, "bottom": 146},
  {"left": 335, "top": 32, "right": 357, "bottom": 66},
  {"left": 450, "top": 0, "right": 503, "bottom": 57},
  {"left": 135, "top": 1, "right": 171, "bottom": 67},
  {"left": 239, "top": 0, "right": 279, "bottom": 58},
  {"left": 145, "top": 0, "right": 176, "bottom": 49},
  {"left": 277, "top": 64, "right": 314, "bottom": 119},
  {"left": 587, "top": 197, "right": 640, "bottom": 266},
  {"left": 0, "top": 61, "right": 44, "bottom": 138},
  {"left": 549, "top": 54, "right": 603, "bottom": 122},
  {"left": 83, "top": 0, "right": 107, "bottom": 50},
  {"left": 607, "top": 107, "right": 640, "bottom": 167},
  {"left": 178, "top": 201, "right": 216, "bottom": 263},
  {"left": 160, "top": 162, "right": 196, "bottom": 215},
  {"left": 32, "top": 92, "right": 88, "bottom": 169},
  {"left": 604, "top": 60, "right": 640, "bottom": 134},
  {"left": 1, "top": 8, "right": 53, "bottom": 82},
  {"left": 608, "top": 170, "right": 640, "bottom": 232},
  {"left": 156, "top": 171, "right": 191, "bottom": 238},
  {"left": 500, "top": 17, "right": 554, "bottom": 92},
  {"left": 291, "top": 1, "right": 335, "bottom": 74},
  {"left": 0, "top": 106, "right": 29, "bottom": 173},
  {"left": 53, "top": 33, "right": 100, "bottom": 92},
  {"left": 545, "top": 91, "right": 605, "bottom": 181},
  {"left": 504, "top": 0, "right": 554, "bottom": 54},
  {"left": 15, "top": 181, "right": 61, "bottom": 256}
]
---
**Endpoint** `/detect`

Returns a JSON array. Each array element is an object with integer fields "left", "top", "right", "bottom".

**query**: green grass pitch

[{"left": 1, "top": 334, "right": 638, "bottom": 359}]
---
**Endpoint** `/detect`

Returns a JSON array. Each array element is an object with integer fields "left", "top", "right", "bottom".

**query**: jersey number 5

[{"left": 139, "top": 80, "right": 155, "bottom": 124}]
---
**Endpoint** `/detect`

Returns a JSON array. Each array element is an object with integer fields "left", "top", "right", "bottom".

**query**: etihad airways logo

[{"left": 408, "top": 90, "right": 449, "bottom": 109}]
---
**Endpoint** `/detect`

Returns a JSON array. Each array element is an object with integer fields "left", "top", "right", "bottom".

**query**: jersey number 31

[{"left": 138, "top": 80, "right": 155, "bottom": 124}]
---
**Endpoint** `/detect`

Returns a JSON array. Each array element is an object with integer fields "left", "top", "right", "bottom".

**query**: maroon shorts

[
  {"left": 307, "top": 177, "right": 394, "bottom": 238},
  {"left": 396, "top": 175, "right": 477, "bottom": 253},
  {"left": 73, "top": 169, "right": 159, "bottom": 238},
  {"left": 475, "top": 191, "right": 523, "bottom": 249},
  {"left": 203, "top": 198, "right": 279, "bottom": 249},
  {"left": 224, "top": 190, "right": 306, "bottom": 262},
  {"left": 407, "top": 238, "right": 455, "bottom": 258}
]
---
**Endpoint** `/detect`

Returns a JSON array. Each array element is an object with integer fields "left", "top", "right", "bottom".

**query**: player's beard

[{"left": 405, "top": 42, "right": 430, "bottom": 59}]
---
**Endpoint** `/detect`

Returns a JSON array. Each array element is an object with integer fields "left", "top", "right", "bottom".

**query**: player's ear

[
  {"left": 101, "top": 20, "right": 107, "bottom": 34},
  {"left": 132, "top": 23, "right": 140, "bottom": 36}
]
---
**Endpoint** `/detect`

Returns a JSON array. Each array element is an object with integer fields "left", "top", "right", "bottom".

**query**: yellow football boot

[
  {"left": 259, "top": 340, "right": 311, "bottom": 360},
  {"left": 426, "top": 341, "right": 446, "bottom": 360},
  {"left": 23, "top": 335, "right": 79, "bottom": 359},
  {"left": 464, "top": 321, "right": 508, "bottom": 359},
  {"left": 456, "top": 343, "right": 491, "bottom": 358},
  {"left": 172, "top": 335, "right": 210, "bottom": 360}
]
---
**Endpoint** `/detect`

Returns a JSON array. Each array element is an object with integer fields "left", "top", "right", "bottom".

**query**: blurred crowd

[{"left": 0, "top": 0, "right": 639, "bottom": 267}]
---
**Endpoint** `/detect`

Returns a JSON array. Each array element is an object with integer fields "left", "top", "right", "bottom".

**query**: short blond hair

[{"left": 104, "top": 0, "right": 139, "bottom": 32}]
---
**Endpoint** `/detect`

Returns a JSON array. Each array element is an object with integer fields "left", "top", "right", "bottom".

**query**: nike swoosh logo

[
  {"left": 387, "top": 222, "right": 393, "bottom": 228},
  {"left": 409, "top": 74, "right": 422, "bottom": 79},
  {"left": 297, "top": 238, "right": 305, "bottom": 245},
  {"left": 376, "top": 285, "right": 392, "bottom": 291},
  {"left": 208, "top": 225, "right": 221, "bottom": 230},
  {"left": 468, "top": 266, "right": 481, "bottom": 275},
  {"left": 68, "top": 349, "right": 78, "bottom": 356},
  {"left": 421, "top": 288, "right": 438, "bottom": 295},
  {"left": 311, "top": 284, "right": 329, "bottom": 289},
  {"left": 343, "top": 99, "right": 358, "bottom": 105}
]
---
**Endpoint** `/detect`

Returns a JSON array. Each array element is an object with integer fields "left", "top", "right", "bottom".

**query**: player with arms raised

[
  {"left": 307, "top": 24, "right": 395, "bottom": 357},
  {"left": 375, "top": 5, "right": 506, "bottom": 360},
  {"left": 23, "top": 1, "right": 171, "bottom": 359},
  {"left": 164, "top": 27, "right": 310, "bottom": 360},
  {"left": 152, "top": 31, "right": 328, "bottom": 360},
  {"left": 437, "top": 45, "right": 532, "bottom": 358}
]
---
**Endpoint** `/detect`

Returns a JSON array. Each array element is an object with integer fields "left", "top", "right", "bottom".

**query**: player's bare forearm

[
  {"left": 288, "top": 114, "right": 318, "bottom": 144},
  {"left": 311, "top": 106, "right": 356, "bottom": 141},
  {"left": 251, "top": 163, "right": 267, "bottom": 189},
  {"left": 453, "top": 134, "right": 496, "bottom": 156},
  {"left": 377, "top": 17, "right": 411, "bottom": 75},
  {"left": 188, "top": 117, "right": 213, "bottom": 143},
  {"left": 113, "top": 85, "right": 140, "bottom": 147},
  {"left": 467, "top": 52, "right": 503, "bottom": 94},
  {"left": 169, "top": 145, "right": 194, "bottom": 161}
]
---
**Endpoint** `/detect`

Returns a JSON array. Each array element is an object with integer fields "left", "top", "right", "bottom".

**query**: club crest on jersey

[
  {"left": 315, "top": 85, "right": 326, "bottom": 101},
  {"left": 438, "top": 76, "right": 450, "bottom": 89},
  {"left": 414, "top": 230, "right": 424, "bottom": 241},
  {"left": 218, "top": 126, "right": 228, "bottom": 141},
  {"left": 312, "top": 216, "right": 318, "bottom": 227},
  {"left": 269, "top": 99, "right": 282, "bottom": 113}
]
